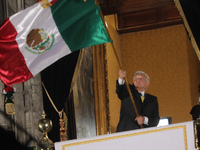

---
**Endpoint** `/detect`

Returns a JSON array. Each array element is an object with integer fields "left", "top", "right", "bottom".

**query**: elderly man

[{"left": 116, "top": 70, "right": 160, "bottom": 132}]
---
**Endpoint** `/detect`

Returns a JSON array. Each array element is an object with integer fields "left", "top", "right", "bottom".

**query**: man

[
  {"left": 190, "top": 85, "right": 200, "bottom": 147},
  {"left": 190, "top": 96, "right": 200, "bottom": 120},
  {"left": 116, "top": 70, "right": 160, "bottom": 132}
]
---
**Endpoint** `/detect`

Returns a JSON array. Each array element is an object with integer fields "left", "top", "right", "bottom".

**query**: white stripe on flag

[{"left": 10, "top": 3, "right": 71, "bottom": 76}]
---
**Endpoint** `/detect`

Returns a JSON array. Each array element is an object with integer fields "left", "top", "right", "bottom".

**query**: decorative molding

[
  {"left": 100, "top": 0, "right": 182, "bottom": 34},
  {"left": 93, "top": 45, "right": 110, "bottom": 135}
]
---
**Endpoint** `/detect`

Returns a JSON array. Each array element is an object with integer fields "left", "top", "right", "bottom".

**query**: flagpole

[{"left": 95, "top": 0, "right": 142, "bottom": 128}]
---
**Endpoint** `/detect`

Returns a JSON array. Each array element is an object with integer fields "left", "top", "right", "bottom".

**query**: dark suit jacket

[
  {"left": 190, "top": 104, "right": 200, "bottom": 146},
  {"left": 116, "top": 80, "right": 160, "bottom": 132}
]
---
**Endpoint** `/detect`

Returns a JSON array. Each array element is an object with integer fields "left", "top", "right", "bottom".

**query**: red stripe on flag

[{"left": 0, "top": 18, "right": 33, "bottom": 85}]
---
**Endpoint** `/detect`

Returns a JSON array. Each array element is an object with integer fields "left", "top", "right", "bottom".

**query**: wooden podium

[{"left": 55, "top": 121, "right": 196, "bottom": 150}]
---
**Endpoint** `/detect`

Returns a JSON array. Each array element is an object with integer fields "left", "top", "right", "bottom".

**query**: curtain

[
  {"left": 174, "top": 0, "right": 200, "bottom": 60},
  {"left": 41, "top": 51, "right": 79, "bottom": 142}
]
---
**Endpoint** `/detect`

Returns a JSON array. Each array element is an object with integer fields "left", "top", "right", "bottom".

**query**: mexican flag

[{"left": 0, "top": 0, "right": 111, "bottom": 86}]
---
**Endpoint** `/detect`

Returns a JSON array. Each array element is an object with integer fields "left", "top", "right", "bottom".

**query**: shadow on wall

[{"left": 0, "top": 110, "right": 38, "bottom": 149}]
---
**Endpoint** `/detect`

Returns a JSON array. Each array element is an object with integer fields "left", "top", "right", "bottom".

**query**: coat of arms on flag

[{"left": 25, "top": 28, "right": 55, "bottom": 54}]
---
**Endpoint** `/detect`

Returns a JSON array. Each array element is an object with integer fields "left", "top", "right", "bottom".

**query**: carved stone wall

[{"left": 0, "top": 75, "right": 43, "bottom": 147}]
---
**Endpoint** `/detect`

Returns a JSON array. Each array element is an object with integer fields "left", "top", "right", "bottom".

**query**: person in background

[
  {"left": 190, "top": 97, "right": 200, "bottom": 120},
  {"left": 190, "top": 84, "right": 200, "bottom": 147},
  {"left": 116, "top": 70, "right": 160, "bottom": 132}
]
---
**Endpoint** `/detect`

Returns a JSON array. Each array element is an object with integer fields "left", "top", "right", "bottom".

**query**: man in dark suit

[
  {"left": 190, "top": 84, "right": 200, "bottom": 147},
  {"left": 116, "top": 70, "right": 160, "bottom": 132}
]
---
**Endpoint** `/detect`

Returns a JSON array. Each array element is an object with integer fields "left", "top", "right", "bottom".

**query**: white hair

[{"left": 133, "top": 71, "right": 150, "bottom": 83}]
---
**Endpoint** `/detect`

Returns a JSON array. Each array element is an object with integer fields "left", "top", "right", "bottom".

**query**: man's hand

[
  {"left": 135, "top": 116, "right": 144, "bottom": 125},
  {"left": 119, "top": 70, "right": 126, "bottom": 79}
]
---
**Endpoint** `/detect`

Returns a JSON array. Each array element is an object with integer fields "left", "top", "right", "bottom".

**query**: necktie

[
  {"left": 140, "top": 93, "right": 145, "bottom": 102},
  {"left": 141, "top": 95, "right": 145, "bottom": 102}
]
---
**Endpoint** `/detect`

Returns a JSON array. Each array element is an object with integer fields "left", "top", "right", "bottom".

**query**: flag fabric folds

[
  {"left": 0, "top": 0, "right": 111, "bottom": 86},
  {"left": 174, "top": 0, "right": 200, "bottom": 61}
]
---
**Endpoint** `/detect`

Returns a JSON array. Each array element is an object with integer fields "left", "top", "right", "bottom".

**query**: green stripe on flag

[{"left": 51, "top": 0, "right": 111, "bottom": 51}]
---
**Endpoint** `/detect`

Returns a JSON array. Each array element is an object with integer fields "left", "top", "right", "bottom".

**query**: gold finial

[
  {"left": 38, "top": 111, "right": 54, "bottom": 149},
  {"left": 42, "top": 110, "right": 46, "bottom": 119},
  {"left": 40, "top": 0, "right": 52, "bottom": 9}
]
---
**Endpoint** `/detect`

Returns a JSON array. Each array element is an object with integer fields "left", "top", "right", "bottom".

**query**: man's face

[{"left": 133, "top": 73, "right": 149, "bottom": 92}]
